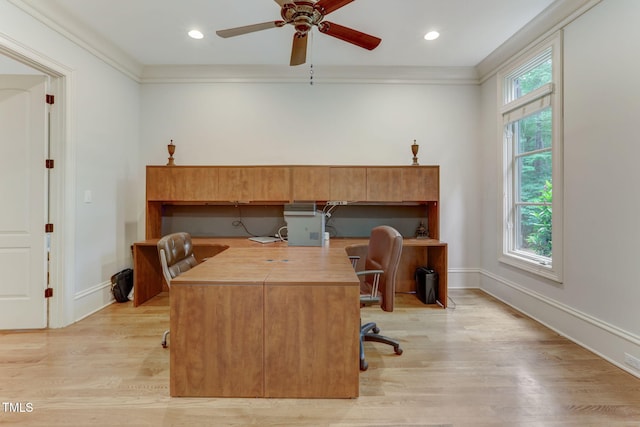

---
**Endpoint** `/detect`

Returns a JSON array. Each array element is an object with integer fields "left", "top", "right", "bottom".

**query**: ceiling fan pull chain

[{"left": 309, "top": 30, "right": 314, "bottom": 85}]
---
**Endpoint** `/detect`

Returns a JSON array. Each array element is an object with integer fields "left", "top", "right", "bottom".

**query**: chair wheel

[
  {"left": 162, "top": 342, "right": 168, "bottom": 349},
  {"left": 372, "top": 326, "right": 380, "bottom": 334},
  {"left": 360, "top": 359, "right": 368, "bottom": 371},
  {"left": 394, "top": 347, "right": 403, "bottom": 355}
]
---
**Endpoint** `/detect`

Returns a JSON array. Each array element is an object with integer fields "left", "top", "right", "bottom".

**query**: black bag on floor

[
  {"left": 415, "top": 267, "right": 438, "bottom": 304},
  {"left": 111, "top": 268, "right": 133, "bottom": 302}
]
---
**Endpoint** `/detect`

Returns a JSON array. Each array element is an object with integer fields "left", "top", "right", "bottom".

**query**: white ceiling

[{"left": 17, "top": 0, "right": 557, "bottom": 69}]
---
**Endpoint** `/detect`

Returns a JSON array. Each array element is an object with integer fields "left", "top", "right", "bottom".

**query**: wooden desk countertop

[{"left": 172, "top": 246, "right": 360, "bottom": 287}]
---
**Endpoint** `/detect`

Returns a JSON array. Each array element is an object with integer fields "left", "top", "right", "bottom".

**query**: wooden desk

[
  {"left": 169, "top": 247, "right": 360, "bottom": 398},
  {"left": 132, "top": 237, "right": 448, "bottom": 308}
]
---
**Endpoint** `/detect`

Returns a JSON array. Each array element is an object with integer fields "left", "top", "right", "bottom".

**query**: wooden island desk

[{"left": 169, "top": 246, "right": 360, "bottom": 398}]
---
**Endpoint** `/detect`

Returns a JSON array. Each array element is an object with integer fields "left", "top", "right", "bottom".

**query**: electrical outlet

[{"left": 624, "top": 353, "right": 640, "bottom": 371}]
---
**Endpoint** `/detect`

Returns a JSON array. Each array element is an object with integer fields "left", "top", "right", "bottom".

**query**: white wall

[
  {"left": 140, "top": 81, "right": 482, "bottom": 280},
  {"left": 0, "top": 0, "right": 140, "bottom": 324},
  {"left": 479, "top": 0, "right": 640, "bottom": 376}
]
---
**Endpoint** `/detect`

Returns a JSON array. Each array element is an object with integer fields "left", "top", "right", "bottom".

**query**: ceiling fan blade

[
  {"left": 315, "top": 0, "right": 355, "bottom": 15},
  {"left": 216, "top": 21, "right": 285, "bottom": 38},
  {"left": 318, "top": 21, "right": 381, "bottom": 50},
  {"left": 290, "top": 33, "right": 308, "bottom": 66}
]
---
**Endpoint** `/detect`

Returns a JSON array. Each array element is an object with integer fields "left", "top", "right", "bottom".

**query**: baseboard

[
  {"left": 479, "top": 269, "right": 640, "bottom": 379},
  {"left": 448, "top": 268, "right": 481, "bottom": 289},
  {"left": 73, "top": 280, "right": 114, "bottom": 323}
]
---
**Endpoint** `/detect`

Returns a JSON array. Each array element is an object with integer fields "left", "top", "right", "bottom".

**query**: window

[{"left": 498, "top": 32, "right": 563, "bottom": 282}]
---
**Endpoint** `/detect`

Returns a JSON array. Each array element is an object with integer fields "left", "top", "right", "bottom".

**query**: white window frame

[{"left": 497, "top": 32, "right": 563, "bottom": 282}]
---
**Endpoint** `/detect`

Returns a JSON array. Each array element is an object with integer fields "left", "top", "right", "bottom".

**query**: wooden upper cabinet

[
  {"left": 175, "top": 167, "right": 218, "bottom": 201},
  {"left": 330, "top": 167, "right": 366, "bottom": 201},
  {"left": 253, "top": 167, "right": 291, "bottom": 201},
  {"left": 146, "top": 166, "right": 174, "bottom": 200},
  {"left": 146, "top": 165, "right": 439, "bottom": 203},
  {"left": 146, "top": 166, "right": 218, "bottom": 201},
  {"left": 218, "top": 167, "right": 253, "bottom": 201},
  {"left": 291, "top": 166, "right": 330, "bottom": 201},
  {"left": 402, "top": 166, "right": 439, "bottom": 201},
  {"left": 366, "top": 167, "right": 403, "bottom": 202}
]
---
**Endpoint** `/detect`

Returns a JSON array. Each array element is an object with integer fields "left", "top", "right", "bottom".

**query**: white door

[{"left": 0, "top": 75, "right": 47, "bottom": 329}]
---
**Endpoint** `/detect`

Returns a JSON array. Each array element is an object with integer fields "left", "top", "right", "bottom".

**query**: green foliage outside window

[{"left": 524, "top": 181, "right": 552, "bottom": 257}]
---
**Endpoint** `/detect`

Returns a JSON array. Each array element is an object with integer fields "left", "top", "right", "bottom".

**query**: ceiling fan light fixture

[
  {"left": 424, "top": 31, "right": 440, "bottom": 41},
  {"left": 188, "top": 30, "right": 204, "bottom": 40}
]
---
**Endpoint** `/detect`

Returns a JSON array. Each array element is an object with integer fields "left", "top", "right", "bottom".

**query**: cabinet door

[
  {"left": 401, "top": 166, "right": 439, "bottom": 201},
  {"left": 173, "top": 167, "right": 219, "bottom": 201},
  {"left": 146, "top": 167, "right": 174, "bottom": 200},
  {"left": 253, "top": 167, "right": 291, "bottom": 201},
  {"left": 218, "top": 167, "right": 253, "bottom": 201},
  {"left": 330, "top": 167, "right": 366, "bottom": 201},
  {"left": 291, "top": 166, "right": 330, "bottom": 201},
  {"left": 366, "top": 167, "right": 403, "bottom": 201}
]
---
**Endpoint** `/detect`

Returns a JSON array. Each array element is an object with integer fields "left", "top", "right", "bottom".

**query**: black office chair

[
  {"left": 157, "top": 232, "right": 199, "bottom": 348},
  {"left": 352, "top": 225, "right": 404, "bottom": 371}
]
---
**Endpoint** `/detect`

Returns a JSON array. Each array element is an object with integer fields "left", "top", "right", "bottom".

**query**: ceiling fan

[{"left": 216, "top": 0, "right": 382, "bottom": 66}]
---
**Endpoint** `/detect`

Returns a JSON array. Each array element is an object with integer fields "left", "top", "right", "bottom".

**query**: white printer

[{"left": 284, "top": 202, "right": 325, "bottom": 246}]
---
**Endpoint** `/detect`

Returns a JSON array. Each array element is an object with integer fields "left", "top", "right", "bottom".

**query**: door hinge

[
  {"left": 46, "top": 94, "right": 55, "bottom": 105},
  {"left": 45, "top": 223, "right": 54, "bottom": 233},
  {"left": 45, "top": 159, "right": 54, "bottom": 169},
  {"left": 45, "top": 288, "right": 53, "bottom": 298}
]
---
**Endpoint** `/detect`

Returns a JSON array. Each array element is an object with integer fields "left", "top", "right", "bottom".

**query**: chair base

[
  {"left": 360, "top": 321, "right": 403, "bottom": 371},
  {"left": 162, "top": 330, "right": 170, "bottom": 348}
]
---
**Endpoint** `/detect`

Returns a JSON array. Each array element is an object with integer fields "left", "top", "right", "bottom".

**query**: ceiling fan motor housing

[{"left": 282, "top": 1, "right": 325, "bottom": 35}]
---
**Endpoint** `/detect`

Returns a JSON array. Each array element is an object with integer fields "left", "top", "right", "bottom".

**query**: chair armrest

[
  {"left": 348, "top": 255, "right": 360, "bottom": 269},
  {"left": 360, "top": 294, "right": 381, "bottom": 305},
  {"left": 355, "top": 269, "right": 384, "bottom": 277},
  {"left": 356, "top": 269, "right": 384, "bottom": 300}
]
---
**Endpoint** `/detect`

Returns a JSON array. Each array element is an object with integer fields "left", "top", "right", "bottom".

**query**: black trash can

[{"left": 415, "top": 267, "right": 438, "bottom": 304}]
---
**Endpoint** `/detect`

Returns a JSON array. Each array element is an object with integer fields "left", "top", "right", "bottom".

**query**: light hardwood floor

[{"left": 1, "top": 289, "right": 639, "bottom": 426}]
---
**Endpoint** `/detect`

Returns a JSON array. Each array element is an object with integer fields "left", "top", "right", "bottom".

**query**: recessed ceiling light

[
  {"left": 424, "top": 31, "right": 440, "bottom": 41},
  {"left": 188, "top": 30, "right": 204, "bottom": 40}
]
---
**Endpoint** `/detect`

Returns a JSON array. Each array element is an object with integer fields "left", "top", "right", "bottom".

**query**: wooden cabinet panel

[
  {"left": 218, "top": 167, "right": 253, "bottom": 201},
  {"left": 402, "top": 166, "right": 439, "bottom": 201},
  {"left": 330, "top": 167, "right": 366, "bottom": 201},
  {"left": 170, "top": 284, "right": 264, "bottom": 397},
  {"left": 146, "top": 166, "right": 218, "bottom": 201},
  {"left": 146, "top": 166, "right": 174, "bottom": 200},
  {"left": 253, "top": 167, "right": 291, "bottom": 201},
  {"left": 173, "top": 167, "right": 218, "bottom": 201},
  {"left": 264, "top": 284, "right": 359, "bottom": 398},
  {"left": 366, "top": 167, "right": 403, "bottom": 201},
  {"left": 291, "top": 166, "right": 330, "bottom": 201}
]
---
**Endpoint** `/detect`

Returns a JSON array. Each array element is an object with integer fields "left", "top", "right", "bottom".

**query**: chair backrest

[
  {"left": 157, "top": 232, "right": 198, "bottom": 287},
  {"left": 365, "top": 225, "right": 403, "bottom": 312}
]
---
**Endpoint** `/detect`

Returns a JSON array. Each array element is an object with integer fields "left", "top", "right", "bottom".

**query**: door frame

[{"left": 0, "top": 35, "right": 75, "bottom": 328}]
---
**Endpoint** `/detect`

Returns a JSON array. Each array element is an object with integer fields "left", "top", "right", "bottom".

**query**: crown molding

[
  {"left": 12, "top": 0, "right": 593, "bottom": 86},
  {"left": 476, "top": 0, "right": 602, "bottom": 82},
  {"left": 140, "top": 64, "right": 479, "bottom": 85},
  {"left": 7, "top": 0, "right": 143, "bottom": 81}
]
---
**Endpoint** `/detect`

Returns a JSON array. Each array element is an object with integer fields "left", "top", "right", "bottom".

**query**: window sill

[{"left": 499, "top": 252, "right": 563, "bottom": 283}]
